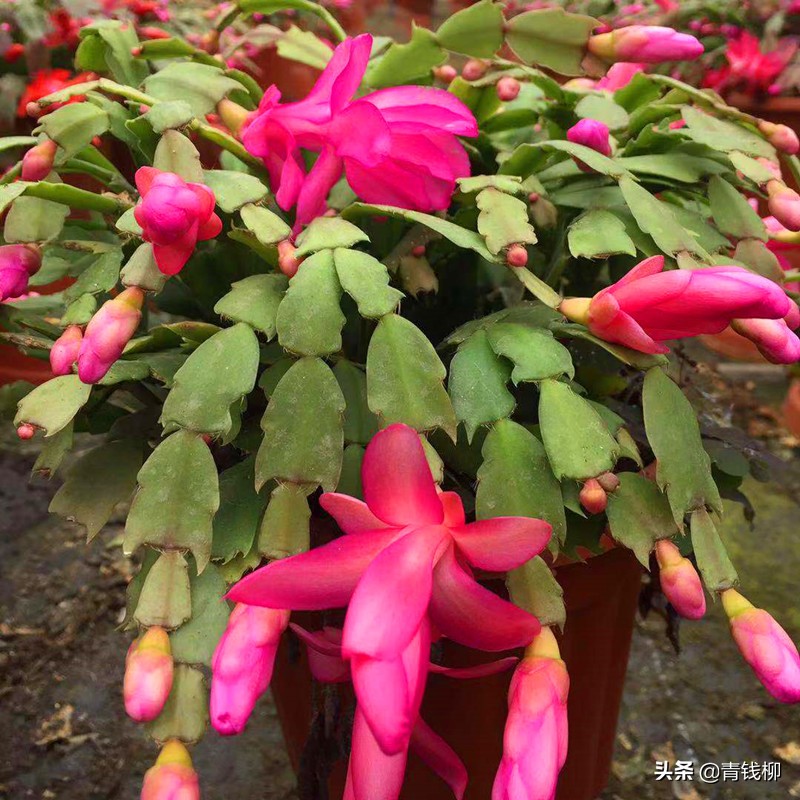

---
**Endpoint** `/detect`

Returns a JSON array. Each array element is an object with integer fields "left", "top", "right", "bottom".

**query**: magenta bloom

[
  {"left": 0, "top": 244, "right": 41, "bottom": 302},
  {"left": 589, "top": 26, "right": 703, "bottom": 64},
  {"left": 230, "top": 423, "right": 550, "bottom": 759},
  {"left": 123, "top": 627, "right": 173, "bottom": 723},
  {"left": 722, "top": 590, "right": 800, "bottom": 704},
  {"left": 655, "top": 541, "right": 706, "bottom": 620},
  {"left": 493, "top": 630, "right": 569, "bottom": 800},
  {"left": 141, "top": 740, "right": 200, "bottom": 800},
  {"left": 134, "top": 167, "right": 222, "bottom": 275},
  {"left": 77, "top": 286, "right": 144, "bottom": 384},
  {"left": 241, "top": 35, "right": 477, "bottom": 229},
  {"left": 559, "top": 256, "right": 793, "bottom": 355},
  {"left": 21, "top": 139, "right": 58, "bottom": 182},
  {"left": 730, "top": 316, "right": 800, "bottom": 364},
  {"left": 210, "top": 603, "right": 290, "bottom": 736},
  {"left": 566, "top": 119, "right": 611, "bottom": 172},
  {"left": 49, "top": 325, "right": 83, "bottom": 376},
  {"left": 595, "top": 62, "right": 646, "bottom": 90}
]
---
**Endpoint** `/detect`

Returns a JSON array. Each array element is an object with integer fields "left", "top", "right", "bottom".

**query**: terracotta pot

[
  {"left": 782, "top": 379, "right": 800, "bottom": 439},
  {"left": 271, "top": 547, "right": 644, "bottom": 800}
]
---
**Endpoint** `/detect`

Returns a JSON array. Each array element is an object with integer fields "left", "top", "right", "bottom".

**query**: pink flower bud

[
  {"left": 506, "top": 244, "right": 529, "bottom": 268},
  {"left": 49, "top": 325, "right": 83, "bottom": 376},
  {"left": 567, "top": 119, "right": 612, "bottom": 172},
  {"left": 277, "top": 239, "right": 301, "bottom": 278},
  {"left": 730, "top": 316, "right": 800, "bottom": 364},
  {"left": 217, "top": 98, "right": 250, "bottom": 137},
  {"left": 210, "top": 604, "right": 290, "bottom": 736},
  {"left": 124, "top": 626, "right": 173, "bottom": 722},
  {"left": 77, "top": 287, "right": 144, "bottom": 384},
  {"left": 462, "top": 59, "right": 488, "bottom": 81},
  {"left": 595, "top": 62, "right": 646, "bottom": 90},
  {"left": 21, "top": 139, "right": 58, "bottom": 182},
  {"left": 141, "top": 740, "right": 200, "bottom": 800},
  {"left": 758, "top": 120, "right": 799, "bottom": 156},
  {"left": 134, "top": 167, "right": 223, "bottom": 275},
  {"left": 767, "top": 181, "right": 800, "bottom": 232},
  {"left": 434, "top": 65, "right": 457, "bottom": 83},
  {"left": 589, "top": 26, "right": 704, "bottom": 64},
  {"left": 655, "top": 540, "right": 706, "bottom": 620},
  {"left": 0, "top": 244, "right": 41, "bottom": 302},
  {"left": 497, "top": 77, "right": 521, "bottom": 102},
  {"left": 722, "top": 589, "right": 800, "bottom": 703},
  {"left": 494, "top": 628, "right": 569, "bottom": 800},
  {"left": 579, "top": 478, "right": 608, "bottom": 514},
  {"left": 17, "top": 423, "right": 36, "bottom": 440}
]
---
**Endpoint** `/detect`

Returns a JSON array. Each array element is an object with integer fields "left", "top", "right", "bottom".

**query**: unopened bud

[
  {"left": 17, "top": 423, "right": 35, "bottom": 440},
  {"left": 141, "top": 740, "right": 200, "bottom": 800},
  {"left": 497, "top": 76, "right": 521, "bottom": 102},
  {"left": 50, "top": 325, "right": 83, "bottom": 377},
  {"left": 505, "top": 244, "right": 528, "bottom": 268},
  {"left": 596, "top": 471, "right": 620, "bottom": 493},
  {"left": 217, "top": 98, "right": 250, "bottom": 137},
  {"left": 758, "top": 120, "right": 799, "bottom": 156},
  {"left": 21, "top": 139, "right": 58, "bottom": 182},
  {"left": 411, "top": 244, "right": 426, "bottom": 257},
  {"left": 462, "top": 59, "right": 488, "bottom": 81},
  {"left": 655, "top": 540, "right": 706, "bottom": 619},
  {"left": 124, "top": 626, "right": 173, "bottom": 722},
  {"left": 399, "top": 255, "right": 438, "bottom": 296},
  {"left": 579, "top": 478, "right": 607, "bottom": 514},
  {"left": 767, "top": 180, "right": 800, "bottom": 232},
  {"left": 277, "top": 240, "right": 301, "bottom": 278},
  {"left": 0, "top": 244, "right": 42, "bottom": 302},
  {"left": 434, "top": 65, "right": 457, "bottom": 83}
]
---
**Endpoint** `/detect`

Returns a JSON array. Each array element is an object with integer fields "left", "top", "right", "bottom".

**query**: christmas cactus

[{"left": 2, "top": 2, "right": 800, "bottom": 798}]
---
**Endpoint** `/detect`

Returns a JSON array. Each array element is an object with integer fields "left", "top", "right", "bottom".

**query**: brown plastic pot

[{"left": 270, "top": 546, "right": 643, "bottom": 800}]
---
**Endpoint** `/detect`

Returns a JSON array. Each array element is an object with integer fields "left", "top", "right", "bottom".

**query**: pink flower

[
  {"left": 722, "top": 589, "right": 800, "bottom": 703},
  {"left": 241, "top": 35, "right": 477, "bottom": 230},
  {"left": 493, "top": 629, "right": 569, "bottom": 800},
  {"left": 229, "top": 423, "right": 550, "bottom": 761},
  {"left": 595, "top": 62, "right": 646, "bottom": 90},
  {"left": 730, "top": 315, "right": 800, "bottom": 364},
  {"left": 566, "top": 119, "right": 611, "bottom": 172},
  {"left": 654, "top": 0, "right": 679, "bottom": 11},
  {"left": 210, "top": 604, "right": 290, "bottom": 736},
  {"left": 767, "top": 181, "right": 800, "bottom": 232},
  {"left": 589, "top": 26, "right": 703, "bottom": 64},
  {"left": 293, "top": 623, "right": 517, "bottom": 800},
  {"left": 706, "top": 32, "right": 796, "bottom": 97},
  {"left": 124, "top": 627, "right": 173, "bottom": 722},
  {"left": 21, "top": 139, "right": 58, "bottom": 182},
  {"left": 0, "top": 244, "right": 41, "bottom": 302},
  {"left": 141, "top": 740, "right": 200, "bottom": 800},
  {"left": 655, "top": 540, "right": 706, "bottom": 620},
  {"left": 134, "top": 167, "right": 222, "bottom": 275},
  {"left": 49, "top": 325, "right": 83, "bottom": 376},
  {"left": 559, "top": 255, "right": 793, "bottom": 355},
  {"left": 77, "top": 287, "right": 144, "bottom": 384}
]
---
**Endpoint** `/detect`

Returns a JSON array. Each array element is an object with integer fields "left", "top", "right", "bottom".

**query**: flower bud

[
  {"left": 730, "top": 316, "right": 800, "bottom": 364},
  {"left": 49, "top": 325, "right": 83, "bottom": 376},
  {"left": 655, "top": 540, "right": 706, "bottom": 620},
  {"left": 217, "top": 98, "right": 250, "bottom": 137},
  {"left": 17, "top": 423, "right": 36, "bottom": 440},
  {"left": 434, "top": 65, "right": 457, "bottom": 84},
  {"left": 588, "top": 26, "right": 704, "bottom": 64},
  {"left": 277, "top": 240, "right": 301, "bottom": 278},
  {"left": 77, "top": 287, "right": 144, "bottom": 384},
  {"left": 758, "top": 120, "right": 799, "bottom": 156},
  {"left": 767, "top": 180, "right": 800, "bottom": 232},
  {"left": 21, "top": 139, "right": 58, "bottom": 182},
  {"left": 0, "top": 244, "right": 42, "bottom": 302},
  {"left": 497, "top": 77, "right": 521, "bottom": 102},
  {"left": 399, "top": 255, "right": 439, "bottom": 296},
  {"left": 596, "top": 471, "right": 620, "bottom": 493},
  {"left": 567, "top": 119, "right": 612, "bottom": 172},
  {"left": 505, "top": 244, "right": 529, "bottom": 268},
  {"left": 124, "top": 626, "right": 173, "bottom": 722},
  {"left": 722, "top": 589, "right": 800, "bottom": 703},
  {"left": 461, "top": 59, "right": 488, "bottom": 81},
  {"left": 210, "top": 604, "right": 290, "bottom": 736},
  {"left": 141, "top": 740, "right": 200, "bottom": 800},
  {"left": 493, "top": 628, "right": 569, "bottom": 800},
  {"left": 579, "top": 478, "right": 607, "bottom": 514}
]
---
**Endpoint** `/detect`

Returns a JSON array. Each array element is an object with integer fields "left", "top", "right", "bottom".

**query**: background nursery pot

[{"left": 271, "top": 547, "right": 644, "bottom": 800}]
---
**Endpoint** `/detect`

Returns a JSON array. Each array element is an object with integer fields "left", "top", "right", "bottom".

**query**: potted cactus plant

[{"left": 2, "top": 3, "right": 800, "bottom": 799}]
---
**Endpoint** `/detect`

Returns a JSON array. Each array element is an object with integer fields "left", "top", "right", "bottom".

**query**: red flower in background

[
  {"left": 43, "top": 9, "right": 82, "bottom": 49},
  {"left": 703, "top": 32, "right": 796, "bottom": 97},
  {"left": 17, "top": 70, "right": 95, "bottom": 118}
]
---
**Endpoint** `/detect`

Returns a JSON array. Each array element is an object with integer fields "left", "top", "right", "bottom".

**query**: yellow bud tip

[
  {"left": 139, "top": 626, "right": 172, "bottom": 656},
  {"left": 217, "top": 98, "right": 249, "bottom": 137},
  {"left": 655, "top": 539, "right": 683, "bottom": 569},
  {"left": 117, "top": 286, "right": 146, "bottom": 310},
  {"left": 559, "top": 296, "right": 591, "bottom": 325},
  {"left": 156, "top": 739, "right": 193, "bottom": 769},
  {"left": 525, "top": 626, "right": 561, "bottom": 660},
  {"left": 720, "top": 588, "right": 753, "bottom": 620}
]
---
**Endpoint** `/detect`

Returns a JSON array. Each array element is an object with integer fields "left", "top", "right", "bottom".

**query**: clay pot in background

[
  {"left": 782, "top": 379, "right": 800, "bottom": 439},
  {"left": 271, "top": 547, "right": 644, "bottom": 800}
]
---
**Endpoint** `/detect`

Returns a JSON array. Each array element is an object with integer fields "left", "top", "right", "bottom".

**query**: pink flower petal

[
  {"left": 361, "top": 424, "right": 444, "bottom": 527},
  {"left": 342, "top": 527, "right": 446, "bottom": 659},
  {"left": 451, "top": 517, "right": 552, "bottom": 572},
  {"left": 411, "top": 716, "right": 468, "bottom": 800},
  {"left": 304, "top": 34, "right": 372, "bottom": 115},
  {"left": 227, "top": 530, "right": 397, "bottom": 609},
  {"left": 295, "top": 145, "right": 344, "bottom": 229},
  {"left": 364, "top": 86, "right": 478, "bottom": 137},
  {"left": 135, "top": 166, "right": 159, "bottom": 195},
  {"left": 319, "top": 493, "right": 393, "bottom": 535},
  {"left": 346, "top": 707, "right": 408, "bottom": 800},
  {"left": 439, "top": 491, "right": 465, "bottom": 527},
  {"left": 430, "top": 547, "right": 540, "bottom": 651}
]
